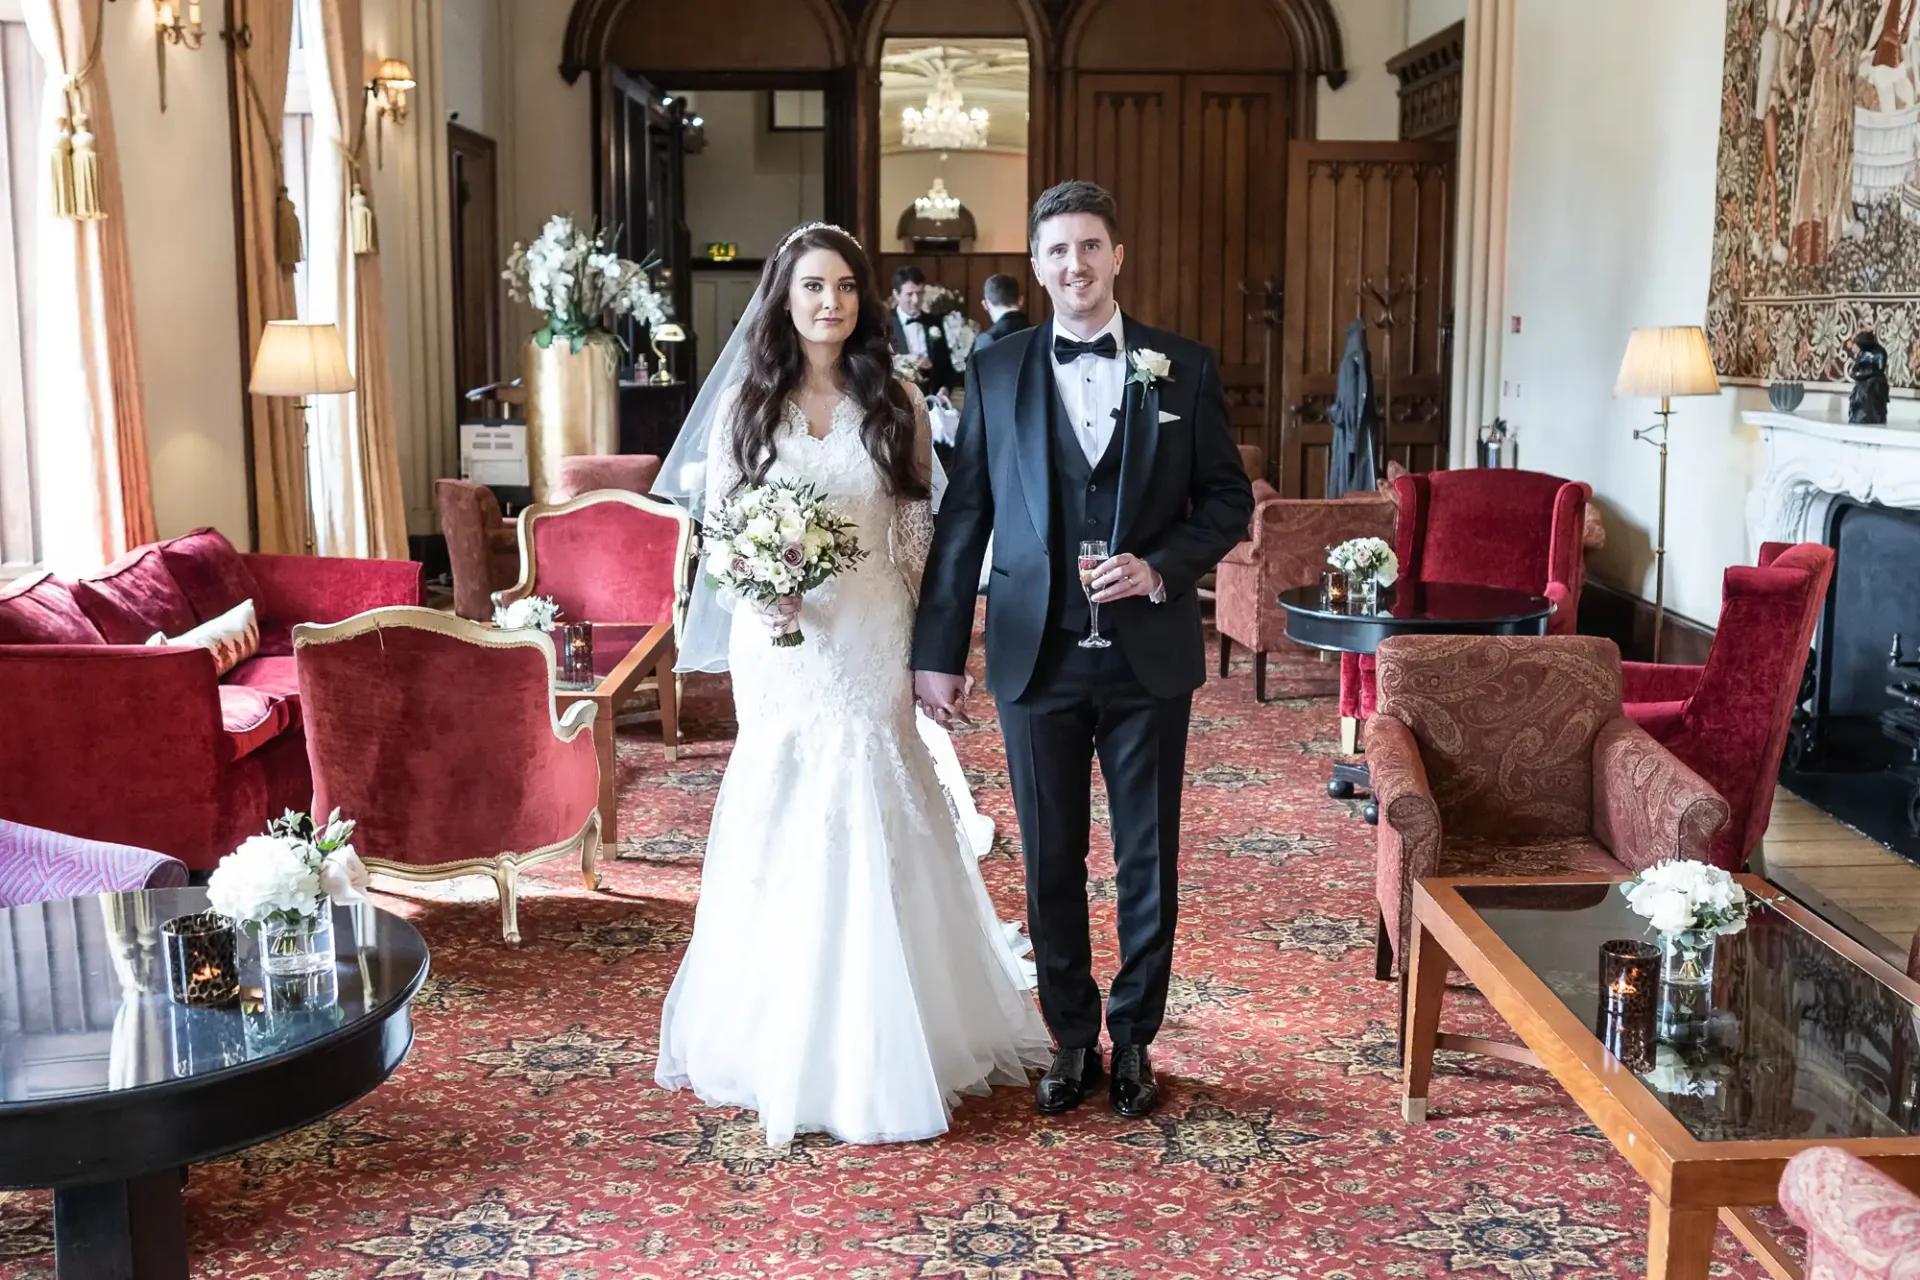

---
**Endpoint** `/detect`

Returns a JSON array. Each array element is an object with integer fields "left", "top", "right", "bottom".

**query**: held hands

[
  {"left": 748, "top": 594, "right": 802, "bottom": 639},
  {"left": 913, "top": 671, "right": 972, "bottom": 727},
  {"left": 1089, "top": 554, "right": 1163, "bottom": 604}
]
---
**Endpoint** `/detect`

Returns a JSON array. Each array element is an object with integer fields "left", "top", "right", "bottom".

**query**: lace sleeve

[{"left": 890, "top": 383, "right": 936, "bottom": 605}]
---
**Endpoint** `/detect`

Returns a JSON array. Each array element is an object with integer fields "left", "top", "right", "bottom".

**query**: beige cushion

[{"left": 147, "top": 598, "right": 259, "bottom": 677}]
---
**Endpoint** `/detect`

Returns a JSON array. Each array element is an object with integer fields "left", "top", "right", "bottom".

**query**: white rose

[
  {"left": 745, "top": 514, "right": 778, "bottom": 544},
  {"left": 1648, "top": 893, "right": 1695, "bottom": 934},
  {"left": 1375, "top": 548, "right": 1399, "bottom": 587},
  {"left": 1133, "top": 348, "right": 1172, "bottom": 380},
  {"left": 207, "top": 835, "right": 321, "bottom": 922},
  {"left": 318, "top": 847, "right": 370, "bottom": 904}
]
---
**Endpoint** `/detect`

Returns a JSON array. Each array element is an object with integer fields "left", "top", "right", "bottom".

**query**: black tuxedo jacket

[
  {"left": 911, "top": 315, "right": 1254, "bottom": 701},
  {"left": 892, "top": 312, "right": 960, "bottom": 396},
  {"left": 973, "top": 309, "right": 1030, "bottom": 354}
]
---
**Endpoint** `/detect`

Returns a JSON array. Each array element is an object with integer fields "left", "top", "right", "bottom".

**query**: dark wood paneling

[
  {"left": 1577, "top": 575, "right": 1717, "bottom": 667},
  {"left": 448, "top": 124, "right": 501, "bottom": 409},
  {"left": 1279, "top": 141, "right": 1454, "bottom": 498},
  {"left": 1066, "top": 0, "right": 1295, "bottom": 71}
]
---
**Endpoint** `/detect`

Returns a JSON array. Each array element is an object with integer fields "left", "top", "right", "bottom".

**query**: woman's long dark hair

[{"left": 729, "top": 224, "right": 927, "bottom": 500}]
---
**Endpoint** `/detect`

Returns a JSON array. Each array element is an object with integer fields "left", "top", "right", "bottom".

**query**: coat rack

[
  {"left": 1351, "top": 273, "right": 1422, "bottom": 479},
  {"left": 1239, "top": 275, "right": 1283, "bottom": 494}
]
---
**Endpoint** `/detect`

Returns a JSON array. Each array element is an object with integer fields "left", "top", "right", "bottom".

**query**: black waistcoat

[{"left": 1049, "top": 377, "right": 1126, "bottom": 632}]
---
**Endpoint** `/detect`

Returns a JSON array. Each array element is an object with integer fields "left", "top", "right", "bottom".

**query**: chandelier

[
  {"left": 914, "top": 177, "right": 961, "bottom": 222},
  {"left": 901, "top": 64, "right": 989, "bottom": 150}
]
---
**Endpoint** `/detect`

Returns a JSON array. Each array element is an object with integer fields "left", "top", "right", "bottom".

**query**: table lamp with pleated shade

[
  {"left": 1613, "top": 325, "right": 1720, "bottom": 662},
  {"left": 251, "top": 322, "right": 354, "bottom": 552}
]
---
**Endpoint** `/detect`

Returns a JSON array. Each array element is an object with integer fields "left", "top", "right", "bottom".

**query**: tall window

[
  {"left": 0, "top": 0, "right": 42, "bottom": 576},
  {"left": 282, "top": 0, "right": 314, "bottom": 315}
]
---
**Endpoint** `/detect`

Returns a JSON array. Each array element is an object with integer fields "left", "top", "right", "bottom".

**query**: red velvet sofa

[{"left": 0, "top": 529, "right": 423, "bottom": 871}]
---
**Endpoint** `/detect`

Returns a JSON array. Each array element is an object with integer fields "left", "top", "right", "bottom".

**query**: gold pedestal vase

[{"left": 525, "top": 334, "right": 620, "bottom": 501}]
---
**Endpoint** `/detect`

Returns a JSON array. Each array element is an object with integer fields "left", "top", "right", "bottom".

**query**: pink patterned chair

[
  {"left": 294, "top": 608, "right": 602, "bottom": 944},
  {"left": 1780, "top": 1147, "right": 1920, "bottom": 1279},
  {"left": 497, "top": 489, "right": 695, "bottom": 759},
  {"left": 0, "top": 821, "right": 188, "bottom": 906},
  {"left": 1341, "top": 469, "right": 1590, "bottom": 746},
  {"left": 1368, "top": 634, "right": 1728, "bottom": 974},
  {"left": 1215, "top": 494, "right": 1396, "bottom": 700},
  {"left": 548, "top": 454, "right": 663, "bottom": 504}
]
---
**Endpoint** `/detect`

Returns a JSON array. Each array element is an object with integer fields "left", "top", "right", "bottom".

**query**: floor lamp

[
  {"left": 1612, "top": 325, "right": 1720, "bottom": 663},
  {"left": 250, "top": 321, "right": 356, "bottom": 553}
]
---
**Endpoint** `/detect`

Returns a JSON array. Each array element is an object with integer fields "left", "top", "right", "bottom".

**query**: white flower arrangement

[
  {"left": 703, "top": 480, "right": 867, "bottom": 648},
  {"left": 1128, "top": 348, "right": 1172, "bottom": 387},
  {"left": 207, "top": 808, "right": 368, "bottom": 928},
  {"left": 1620, "top": 860, "right": 1749, "bottom": 937},
  {"left": 1640, "top": 1045, "right": 1720, "bottom": 1098},
  {"left": 494, "top": 594, "right": 562, "bottom": 633},
  {"left": 1328, "top": 536, "right": 1399, "bottom": 586},
  {"left": 892, "top": 352, "right": 925, "bottom": 385},
  {"left": 917, "top": 284, "right": 982, "bottom": 373},
  {"left": 503, "top": 214, "right": 670, "bottom": 352}
]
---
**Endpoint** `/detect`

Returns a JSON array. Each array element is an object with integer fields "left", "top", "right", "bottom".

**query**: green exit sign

[{"left": 703, "top": 243, "right": 738, "bottom": 262}]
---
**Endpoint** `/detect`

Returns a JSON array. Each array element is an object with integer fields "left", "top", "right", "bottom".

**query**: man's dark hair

[
  {"left": 983, "top": 274, "right": 1021, "bottom": 308},
  {"left": 891, "top": 265, "right": 927, "bottom": 292},
  {"left": 1028, "top": 180, "right": 1119, "bottom": 252}
]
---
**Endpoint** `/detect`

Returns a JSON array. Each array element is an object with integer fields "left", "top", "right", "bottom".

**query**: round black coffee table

[
  {"left": 0, "top": 888, "right": 428, "bottom": 1279},
  {"left": 1281, "top": 581, "right": 1554, "bottom": 822}
]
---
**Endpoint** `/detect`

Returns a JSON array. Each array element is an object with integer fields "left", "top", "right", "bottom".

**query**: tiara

[{"left": 776, "top": 221, "right": 860, "bottom": 255}]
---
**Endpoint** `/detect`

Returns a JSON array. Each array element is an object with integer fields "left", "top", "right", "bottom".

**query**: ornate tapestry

[{"left": 1708, "top": 0, "right": 1920, "bottom": 387}]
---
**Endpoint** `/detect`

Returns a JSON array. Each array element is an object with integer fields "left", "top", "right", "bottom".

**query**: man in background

[
  {"left": 974, "top": 273, "right": 1030, "bottom": 354},
  {"left": 892, "top": 266, "right": 960, "bottom": 396}
]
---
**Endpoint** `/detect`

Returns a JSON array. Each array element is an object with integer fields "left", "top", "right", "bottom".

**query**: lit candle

[{"left": 188, "top": 0, "right": 201, "bottom": 29}]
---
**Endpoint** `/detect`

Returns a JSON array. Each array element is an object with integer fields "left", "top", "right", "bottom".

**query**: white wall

[
  {"left": 499, "top": 0, "right": 589, "bottom": 345},
  {"left": 1406, "top": 0, "right": 1464, "bottom": 44},
  {"left": 442, "top": 0, "right": 499, "bottom": 136},
  {"left": 101, "top": 1, "right": 249, "bottom": 546},
  {"left": 1319, "top": 0, "right": 1409, "bottom": 141},
  {"left": 1501, "top": 0, "right": 1755, "bottom": 623},
  {"left": 880, "top": 149, "right": 1027, "bottom": 252},
  {"left": 677, "top": 90, "right": 824, "bottom": 258}
]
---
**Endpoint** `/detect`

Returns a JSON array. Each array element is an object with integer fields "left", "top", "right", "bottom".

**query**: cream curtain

[
  {"left": 232, "top": 0, "right": 306, "bottom": 553},
  {"left": 21, "top": 0, "right": 155, "bottom": 569},
  {"left": 304, "top": 0, "right": 406, "bottom": 558},
  {"left": 1448, "top": 0, "right": 1516, "bottom": 470}
]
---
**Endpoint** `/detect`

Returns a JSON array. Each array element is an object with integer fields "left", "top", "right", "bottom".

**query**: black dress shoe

[
  {"left": 1036, "top": 1047, "right": 1104, "bottom": 1115},
  {"left": 1109, "top": 1044, "right": 1159, "bottom": 1118}
]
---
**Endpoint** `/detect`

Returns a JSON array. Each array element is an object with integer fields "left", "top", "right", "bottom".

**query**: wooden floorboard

[{"left": 1757, "top": 789, "right": 1915, "bottom": 969}]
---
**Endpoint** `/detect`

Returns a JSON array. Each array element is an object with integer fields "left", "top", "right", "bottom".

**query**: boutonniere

[{"left": 1129, "top": 348, "right": 1172, "bottom": 388}]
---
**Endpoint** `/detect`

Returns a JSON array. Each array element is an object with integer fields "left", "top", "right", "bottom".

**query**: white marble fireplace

[{"left": 1744, "top": 410, "right": 1920, "bottom": 550}]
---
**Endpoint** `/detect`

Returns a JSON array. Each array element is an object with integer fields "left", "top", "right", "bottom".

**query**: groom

[{"left": 912, "top": 181, "right": 1253, "bottom": 1119}]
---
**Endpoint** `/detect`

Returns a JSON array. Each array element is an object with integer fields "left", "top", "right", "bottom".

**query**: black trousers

[{"left": 997, "top": 629, "right": 1191, "bottom": 1049}]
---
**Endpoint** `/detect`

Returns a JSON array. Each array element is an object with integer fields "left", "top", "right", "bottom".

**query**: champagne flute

[{"left": 1078, "top": 540, "right": 1113, "bottom": 650}]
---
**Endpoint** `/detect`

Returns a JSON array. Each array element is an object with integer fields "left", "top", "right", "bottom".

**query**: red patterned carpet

[{"left": 1, "top": 626, "right": 1777, "bottom": 1279}]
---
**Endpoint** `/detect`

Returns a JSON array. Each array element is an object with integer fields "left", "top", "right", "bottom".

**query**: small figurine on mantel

[{"left": 1848, "top": 330, "right": 1891, "bottom": 425}]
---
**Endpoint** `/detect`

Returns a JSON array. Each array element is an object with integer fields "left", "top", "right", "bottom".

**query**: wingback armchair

[
  {"left": 1780, "top": 1147, "right": 1920, "bottom": 1279},
  {"left": 1341, "top": 470, "right": 1590, "bottom": 739},
  {"left": 1215, "top": 494, "right": 1396, "bottom": 700},
  {"left": 1622, "top": 542, "right": 1834, "bottom": 871},
  {"left": 1369, "top": 634, "right": 1728, "bottom": 973},
  {"left": 436, "top": 479, "right": 520, "bottom": 622},
  {"left": 294, "top": 608, "right": 601, "bottom": 944},
  {"left": 0, "top": 821, "right": 188, "bottom": 907},
  {"left": 548, "top": 454, "right": 663, "bottom": 504}
]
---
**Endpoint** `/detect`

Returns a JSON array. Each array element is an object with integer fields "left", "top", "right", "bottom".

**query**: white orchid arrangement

[
  {"left": 207, "top": 808, "right": 368, "bottom": 928},
  {"left": 919, "top": 284, "right": 981, "bottom": 371},
  {"left": 494, "top": 594, "right": 562, "bottom": 633},
  {"left": 703, "top": 480, "right": 866, "bottom": 648},
  {"left": 1328, "top": 536, "right": 1399, "bottom": 586},
  {"left": 503, "top": 214, "right": 671, "bottom": 352},
  {"left": 1620, "top": 860, "right": 1749, "bottom": 938},
  {"left": 1128, "top": 348, "right": 1172, "bottom": 388}
]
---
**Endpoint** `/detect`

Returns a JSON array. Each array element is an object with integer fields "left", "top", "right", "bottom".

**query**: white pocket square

[{"left": 1157, "top": 410, "right": 1180, "bottom": 424}]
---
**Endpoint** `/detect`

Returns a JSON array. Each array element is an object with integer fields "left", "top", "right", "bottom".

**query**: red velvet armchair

[
  {"left": 1780, "top": 1147, "right": 1920, "bottom": 1279},
  {"left": 1215, "top": 494, "right": 1396, "bottom": 700},
  {"left": 1368, "top": 634, "right": 1728, "bottom": 972},
  {"left": 1622, "top": 542, "right": 1834, "bottom": 871},
  {"left": 0, "top": 530, "right": 423, "bottom": 872},
  {"left": 548, "top": 454, "right": 663, "bottom": 503},
  {"left": 295, "top": 608, "right": 602, "bottom": 944},
  {"left": 436, "top": 479, "right": 520, "bottom": 622},
  {"left": 1341, "top": 469, "right": 1590, "bottom": 742}
]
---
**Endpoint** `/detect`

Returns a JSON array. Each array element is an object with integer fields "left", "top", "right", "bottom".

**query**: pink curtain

[{"left": 21, "top": 0, "right": 156, "bottom": 569}]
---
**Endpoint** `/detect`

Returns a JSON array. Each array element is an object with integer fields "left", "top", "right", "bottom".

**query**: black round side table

[
  {"left": 0, "top": 888, "right": 428, "bottom": 1280},
  {"left": 1280, "top": 581, "right": 1554, "bottom": 822}
]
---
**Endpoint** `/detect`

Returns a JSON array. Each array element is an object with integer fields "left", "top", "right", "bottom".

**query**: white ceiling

[{"left": 879, "top": 39, "right": 1031, "bottom": 155}]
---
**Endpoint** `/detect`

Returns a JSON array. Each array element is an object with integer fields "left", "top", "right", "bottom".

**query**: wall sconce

[
  {"left": 152, "top": 0, "right": 205, "bottom": 112},
  {"left": 365, "top": 59, "right": 415, "bottom": 168}
]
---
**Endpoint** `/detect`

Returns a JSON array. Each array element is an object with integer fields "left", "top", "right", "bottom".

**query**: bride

[{"left": 653, "top": 222, "right": 1052, "bottom": 1146}]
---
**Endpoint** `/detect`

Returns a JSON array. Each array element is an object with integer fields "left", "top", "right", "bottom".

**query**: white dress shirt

[
  {"left": 896, "top": 308, "right": 930, "bottom": 358},
  {"left": 1049, "top": 308, "right": 1127, "bottom": 466}
]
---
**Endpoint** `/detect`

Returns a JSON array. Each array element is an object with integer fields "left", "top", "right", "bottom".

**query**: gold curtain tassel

[
  {"left": 349, "top": 184, "right": 377, "bottom": 255},
  {"left": 275, "top": 184, "right": 303, "bottom": 267},
  {"left": 69, "top": 112, "right": 104, "bottom": 221},
  {"left": 49, "top": 115, "right": 75, "bottom": 220}
]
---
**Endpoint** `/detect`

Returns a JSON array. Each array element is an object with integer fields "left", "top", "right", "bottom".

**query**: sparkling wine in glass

[{"left": 1078, "top": 540, "right": 1113, "bottom": 650}]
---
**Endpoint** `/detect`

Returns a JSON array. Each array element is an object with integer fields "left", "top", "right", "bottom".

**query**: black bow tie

[{"left": 1054, "top": 332, "right": 1118, "bottom": 361}]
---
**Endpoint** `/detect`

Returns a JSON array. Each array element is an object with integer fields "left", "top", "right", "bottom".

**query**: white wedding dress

[{"left": 655, "top": 389, "right": 1053, "bottom": 1147}]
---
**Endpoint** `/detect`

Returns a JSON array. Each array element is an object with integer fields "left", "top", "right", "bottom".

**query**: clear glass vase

[
  {"left": 1656, "top": 929, "right": 1716, "bottom": 1046},
  {"left": 1353, "top": 575, "right": 1380, "bottom": 613},
  {"left": 259, "top": 903, "right": 336, "bottom": 976}
]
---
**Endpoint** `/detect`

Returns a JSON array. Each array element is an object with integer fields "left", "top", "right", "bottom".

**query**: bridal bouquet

[
  {"left": 704, "top": 480, "right": 866, "bottom": 647},
  {"left": 503, "top": 214, "right": 670, "bottom": 352},
  {"left": 892, "top": 352, "right": 925, "bottom": 385},
  {"left": 1620, "top": 860, "right": 1749, "bottom": 938},
  {"left": 207, "top": 808, "right": 369, "bottom": 928},
  {"left": 1328, "top": 536, "right": 1399, "bottom": 586}
]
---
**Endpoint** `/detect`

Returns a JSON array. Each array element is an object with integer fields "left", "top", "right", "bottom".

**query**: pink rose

[
  {"left": 730, "top": 557, "right": 749, "bottom": 577},
  {"left": 781, "top": 543, "right": 805, "bottom": 568}
]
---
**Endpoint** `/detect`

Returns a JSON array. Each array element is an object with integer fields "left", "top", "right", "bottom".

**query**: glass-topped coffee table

[
  {"left": 1402, "top": 875, "right": 1920, "bottom": 1278},
  {"left": 551, "top": 621, "right": 677, "bottom": 848}
]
